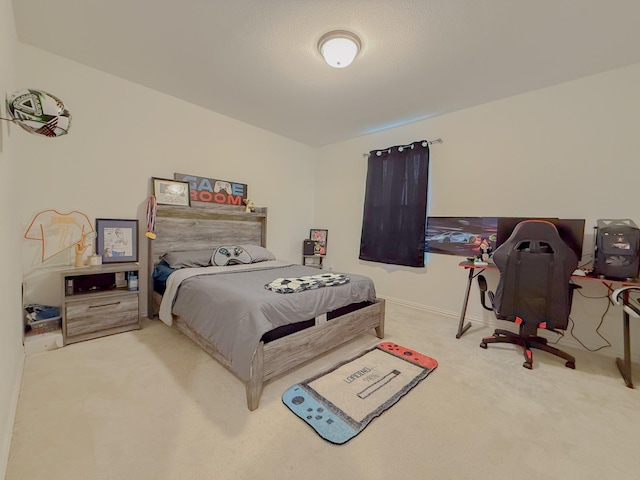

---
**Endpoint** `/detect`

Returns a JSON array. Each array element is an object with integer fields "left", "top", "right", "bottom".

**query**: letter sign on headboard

[{"left": 174, "top": 173, "right": 247, "bottom": 206}]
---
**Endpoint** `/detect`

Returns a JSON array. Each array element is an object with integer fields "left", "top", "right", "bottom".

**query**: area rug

[{"left": 282, "top": 342, "right": 438, "bottom": 444}]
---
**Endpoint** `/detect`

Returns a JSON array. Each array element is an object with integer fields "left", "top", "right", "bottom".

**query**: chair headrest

[
  {"left": 509, "top": 220, "right": 562, "bottom": 242},
  {"left": 494, "top": 219, "right": 578, "bottom": 267}
]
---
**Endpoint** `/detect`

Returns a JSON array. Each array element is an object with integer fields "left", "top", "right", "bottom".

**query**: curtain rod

[{"left": 362, "top": 138, "right": 443, "bottom": 157}]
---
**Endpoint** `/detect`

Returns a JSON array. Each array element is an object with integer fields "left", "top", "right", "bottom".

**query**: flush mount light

[{"left": 318, "top": 30, "right": 361, "bottom": 68}]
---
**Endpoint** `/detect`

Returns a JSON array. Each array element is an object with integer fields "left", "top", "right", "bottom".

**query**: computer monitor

[{"left": 496, "top": 217, "right": 585, "bottom": 261}]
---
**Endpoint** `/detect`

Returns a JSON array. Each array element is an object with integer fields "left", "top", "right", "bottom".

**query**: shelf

[{"left": 302, "top": 255, "right": 325, "bottom": 269}]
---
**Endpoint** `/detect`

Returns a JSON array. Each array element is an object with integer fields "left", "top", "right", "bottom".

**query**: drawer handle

[{"left": 88, "top": 301, "right": 121, "bottom": 309}]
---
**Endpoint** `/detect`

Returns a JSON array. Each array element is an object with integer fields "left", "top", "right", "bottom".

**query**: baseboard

[
  {"left": 381, "top": 297, "right": 460, "bottom": 319},
  {"left": 0, "top": 349, "right": 25, "bottom": 480}
]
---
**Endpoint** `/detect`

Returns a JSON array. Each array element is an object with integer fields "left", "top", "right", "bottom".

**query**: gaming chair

[{"left": 477, "top": 220, "right": 579, "bottom": 369}]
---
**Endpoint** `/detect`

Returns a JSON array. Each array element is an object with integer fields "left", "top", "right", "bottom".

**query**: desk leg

[
  {"left": 456, "top": 268, "right": 474, "bottom": 339},
  {"left": 616, "top": 289, "right": 634, "bottom": 388}
]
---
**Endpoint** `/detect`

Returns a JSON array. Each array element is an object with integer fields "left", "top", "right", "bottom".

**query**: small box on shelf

[{"left": 127, "top": 271, "right": 138, "bottom": 291}]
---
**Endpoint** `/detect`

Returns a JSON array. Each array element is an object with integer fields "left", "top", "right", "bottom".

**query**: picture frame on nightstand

[
  {"left": 310, "top": 228, "right": 328, "bottom": 255},
  {"left": 96, "top": 218, "right": 139, "bottom": 263}
]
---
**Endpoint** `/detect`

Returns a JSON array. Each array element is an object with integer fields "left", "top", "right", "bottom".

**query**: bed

[{"left": 147, "top": 203, "right": 385, "bottom": 410}]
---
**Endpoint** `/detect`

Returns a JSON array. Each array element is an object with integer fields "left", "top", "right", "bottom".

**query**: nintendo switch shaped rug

[{"left": 282, "top": 342, "right": 438, "bottom": 444}]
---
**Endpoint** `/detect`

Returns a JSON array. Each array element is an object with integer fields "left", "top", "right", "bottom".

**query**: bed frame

[{"left": 148, "top": 203, "right": 385, "bottom": 410}]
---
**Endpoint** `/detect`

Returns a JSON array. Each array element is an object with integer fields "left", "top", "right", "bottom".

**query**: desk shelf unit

[{"left": 61, "top": 263, "right": 141, "bottom": 345}]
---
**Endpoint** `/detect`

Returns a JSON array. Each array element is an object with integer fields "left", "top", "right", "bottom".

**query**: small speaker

[{"left": 303, "top": 239, "right": 315, "bottom": 256}]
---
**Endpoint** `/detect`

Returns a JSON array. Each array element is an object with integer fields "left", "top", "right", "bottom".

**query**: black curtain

[{"left": 359, "top": 141, "right": 429, "bottom": 267}]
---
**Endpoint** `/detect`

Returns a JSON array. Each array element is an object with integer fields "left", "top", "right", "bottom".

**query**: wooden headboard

[{"left": 147, "top": 203, "right": 267, "bottom": 316}]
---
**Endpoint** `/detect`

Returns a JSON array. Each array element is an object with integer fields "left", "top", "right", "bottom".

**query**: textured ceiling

[{"left": 12, "top": 0, "right": 640, "bottom": 147}]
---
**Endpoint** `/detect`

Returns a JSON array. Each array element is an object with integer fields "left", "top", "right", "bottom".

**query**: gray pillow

[
  {"left": 240, "top": 244, "right": 276, "bottom": 263},
  {"left": 160, "top": 250, "right": 213, "bottom": 269}
]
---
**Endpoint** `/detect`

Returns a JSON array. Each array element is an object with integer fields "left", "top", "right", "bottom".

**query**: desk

[{"left": 456, "top": 260, "right": 639, "bottom": 388}]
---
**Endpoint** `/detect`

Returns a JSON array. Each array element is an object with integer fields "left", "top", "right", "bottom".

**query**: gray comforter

[{"left": 162, "top": 261, "right": 376, "bottom": 382}]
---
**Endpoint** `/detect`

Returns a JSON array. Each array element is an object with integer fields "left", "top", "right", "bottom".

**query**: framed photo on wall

[
  {"left": 310, "top": 228, "right": 328, "bottom": 255},
  {"left": 96, "top": 219, "right": 139, "bottom": 263},
  {"left": 153, "top": 177, "right": 191, "bottom": 206}
]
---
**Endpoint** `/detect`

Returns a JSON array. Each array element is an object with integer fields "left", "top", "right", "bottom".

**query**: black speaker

[
  {"left": 594, "top": 219, "right": 640, "bottom": 280},
  {"left": 70, "top": 273, "right": 117, "bottom": 294},
  {"left": 303, "top": 239, "right": 315, "bottom": 255}
]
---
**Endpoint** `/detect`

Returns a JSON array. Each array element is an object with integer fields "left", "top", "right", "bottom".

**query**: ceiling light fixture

[{"left": 318, "top": 30, "right": 361, "bottom": 68}]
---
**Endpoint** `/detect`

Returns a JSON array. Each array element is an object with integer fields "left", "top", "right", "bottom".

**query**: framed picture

[
  {"left": 153, "top": 177, "right": 191, "bottom": 206},
  {"left": 96, "top": 219, "right": 139, "bottom": 263},
  {"left": 310, "top": 229, "right": 328, "bottom": 255}
]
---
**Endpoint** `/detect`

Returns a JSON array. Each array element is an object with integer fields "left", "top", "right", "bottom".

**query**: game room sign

[{"left": 174, "top": 173, "right": 247, "bottom": 206}]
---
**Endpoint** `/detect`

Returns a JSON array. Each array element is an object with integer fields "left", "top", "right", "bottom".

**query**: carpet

[{"left": 282, "top": 342, "right": 438, "bottom": 444}]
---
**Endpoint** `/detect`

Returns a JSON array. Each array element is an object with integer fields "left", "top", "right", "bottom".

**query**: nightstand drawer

[{"left": 65, "top": 293, "right": 139, "bottom": 337}]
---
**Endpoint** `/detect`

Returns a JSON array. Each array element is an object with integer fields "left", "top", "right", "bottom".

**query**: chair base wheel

[{"left": 479, "top": 329, "right": 576, "bottom": 370}]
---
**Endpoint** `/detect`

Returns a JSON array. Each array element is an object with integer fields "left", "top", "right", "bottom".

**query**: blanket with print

[{"left": 265, "top": 273, "right": 350, "bottom": 294}]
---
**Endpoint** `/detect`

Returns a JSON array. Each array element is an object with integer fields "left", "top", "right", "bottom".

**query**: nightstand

[{"left": 61, "top": 263, "right": 141, "bottom": 345}]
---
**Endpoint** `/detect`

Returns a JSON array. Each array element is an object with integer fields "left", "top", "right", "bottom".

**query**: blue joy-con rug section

[
  {"left": 282, "top": 385, "right": 358, "bottom": 444},
  {"left": 282, "top": 342, "right": 438, "bottom": 444}
]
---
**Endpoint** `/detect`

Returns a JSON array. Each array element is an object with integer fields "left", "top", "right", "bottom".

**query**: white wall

[
  {"left": 16, "top": 44, "right": 320, "bottom": 311},
  {"left": 0, "top": 0, "right": 27, "bottom": 477},
  {"left": 316, "top": 63, "right": 640, "bottom": 361}
]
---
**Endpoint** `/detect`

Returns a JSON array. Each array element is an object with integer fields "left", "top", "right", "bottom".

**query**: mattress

[
  {"left": 154, "top": 260, "right": 371, "bottom": 340},
  {"left": 158, "top": 260, "right": 377, "bottom": 382}
]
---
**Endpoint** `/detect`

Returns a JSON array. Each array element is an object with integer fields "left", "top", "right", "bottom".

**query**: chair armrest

[{"left": 477, "top": 275, "right": 494, "bottom": 311}]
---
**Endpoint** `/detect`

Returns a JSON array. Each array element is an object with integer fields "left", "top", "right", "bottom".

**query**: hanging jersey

[{"left": 24, "top": 210, "right": 94, "bottom": 262}]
